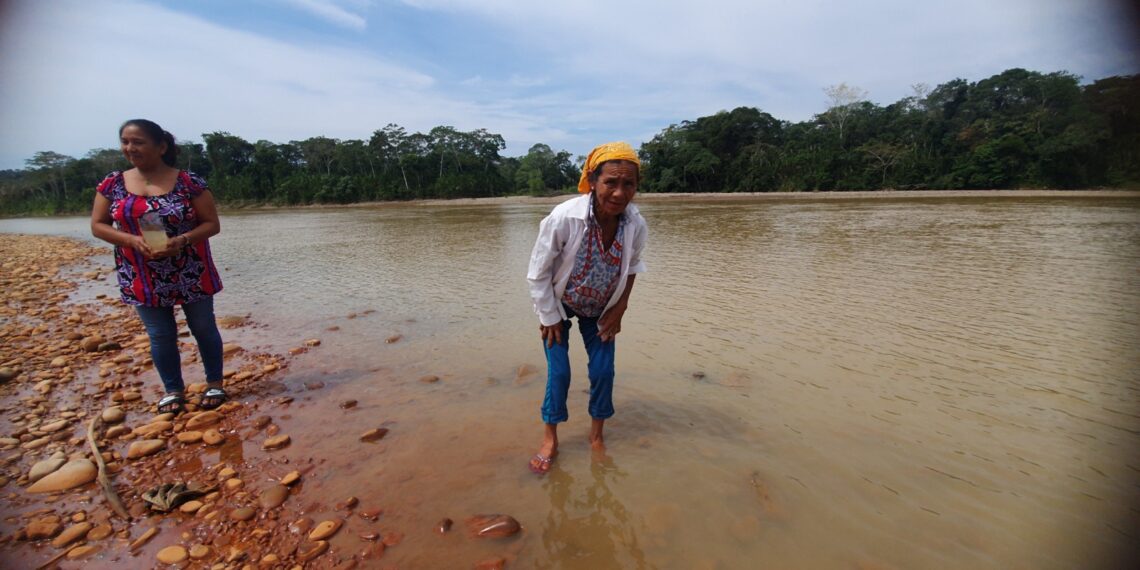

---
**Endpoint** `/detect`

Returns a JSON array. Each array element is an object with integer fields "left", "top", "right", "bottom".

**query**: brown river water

[{"left": 3, "top": 192, "right": 1139, "bottom": 569}]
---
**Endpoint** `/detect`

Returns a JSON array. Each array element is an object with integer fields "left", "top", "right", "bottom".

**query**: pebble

[
  {"left": 339, "top": 399, "right": 357, "bottom": 409},
  {"left": 298, "top": 540, "right": 328, "bottom": 562},
  {"left": 101, "top": 407, "right": 125, "bottom": 424},
  {"left": 156, "top": 545, "right": 188, "bottom": 564},
  {"left": 289, "top": 517, "right": 314, "bottom": 534},
  {"left": 466, "top": 514, "right": 522, "bottom": 538},
  {"left": 65, "top": 544, "right": 99, "bottom": 559},
  {"left": 280, "top": 471, "right": 301, "bottom": 486},
  {"left": 127, "top": 439, "right": 166, "bottom": 459},
  {"left": 25, "top": 519, "right": 63, "bottom": 540},
  {"left": 51, "top": 522, "right": 93, "bottom": 548},
  {"left": 105, "top": 425, "right": 130, "bottom": 439},
  {"left": 419, "top": 375, "right": 440, "bottom": 383},
  {"left": 202, "top": 429, "right": 225, "bottom": 445},
  {"left": 252, "top": 415, "right": 272, "bottom": 429},
  {"left": 230, "top": 507, "right": 256, "bottom": 522},
  {"left": 259, "top": 485, "right": 290, "bottom": 509},
  {"left": 176, "top": 431, "right": 203, "bottom": 443},
  {"left": 308, "top": 520, "right": 342, "bottom": 541},
  {"left": 41, "top": 419, "right": 70, "bottom": 433},
  {"left": 336, "top": 496, "right": 359, "bottom": 511},
  {"left": 359, "top": 428, "right": 388, "bottom": 442},
  {"left": 437, "top": 518, "right": 453, "bottom": 534},
  {"left": 262, "top": 435, "right": 290, "bottom": 450},
  {"left": 133, "top": 420, "right": 173, "bottom": 437},
  {"left": 27, "top": 459, "right": 97, "bottom": 493},
  {"left": 185, "top": 411, "right": 223, "bottom": 430},
  {"left": 358, "top": 508, "right": 382, "bottom": 521},
  {"left": 87, "top": 524, "right": 113, "bottom": 540},
  {"left": 179, "top": 500, "right": 204, "bottom": 514},
  {"left": 189, "top": 544, "right": 211, "bottom": 559},
  {"left": 128, "top": 527, "right": 159, "bottom": 551}
]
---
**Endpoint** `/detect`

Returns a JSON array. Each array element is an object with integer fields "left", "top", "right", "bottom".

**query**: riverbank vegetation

[{"left": 2, "top": 68, "right": 1137, "bottom": 216}]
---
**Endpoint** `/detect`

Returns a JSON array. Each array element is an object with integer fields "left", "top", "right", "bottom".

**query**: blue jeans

[
  {"left": 135, "top": 297, "right": 224, "bottom": 394},
  {"left": 542, "top": 305, "right": 616, "bottom": 424}
]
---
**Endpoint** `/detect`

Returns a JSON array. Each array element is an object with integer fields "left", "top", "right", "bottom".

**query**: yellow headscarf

[{"left": 578, "top": 141, "right": 640, "bottom": 194}]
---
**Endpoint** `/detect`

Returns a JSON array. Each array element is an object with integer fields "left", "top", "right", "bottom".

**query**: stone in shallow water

[
  {"left": 359, "top": 428, "right": 388, "bottom": 442},
  {"left": 308, "top": 520, "right": 342, "bottom": 541},
  {"left": 26, "top": 459, "right": 96, "bottom": 493},
  {"left": 262, "top": 435, "right": 290, "bottom": 450},
  {"left": 280, "top": 470, "right": 301, "bottom": 486},
  {"left": 259, "top": 485, "right": 290, "bottom": 509},
  {"left": 466, "top": 514, "right": 521, "bottom": 538}
]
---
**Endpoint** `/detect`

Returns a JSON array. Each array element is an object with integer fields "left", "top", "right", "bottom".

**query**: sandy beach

[{"left": 0, "top": 234, "right": 416, "bottom": 569}]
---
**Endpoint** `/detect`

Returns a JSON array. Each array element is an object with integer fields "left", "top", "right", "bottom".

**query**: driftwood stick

[
  {"left": 86, "top": 415, "right": 131, "bottom": 520},
  {"left": 34, "top": 545, "right": 72, "bottom": 570}
]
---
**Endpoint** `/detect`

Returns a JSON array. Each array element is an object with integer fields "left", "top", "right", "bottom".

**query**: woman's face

[
  {"left": 119, "top": 125, "right": 165, "bottom": 169},
  {"left": 592, "top": 161, "right": 638, "bottom": 219}
]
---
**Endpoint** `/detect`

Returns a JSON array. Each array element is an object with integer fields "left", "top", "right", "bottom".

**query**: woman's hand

[
  {"left": 122, "top": 234, "right": 155, "bottom": 258},
  {"left": 597, "top": 304, "right": 626, "bottom": 342},
  {"left": 540, "top": 324, "right": 563, "bottom": 348}
]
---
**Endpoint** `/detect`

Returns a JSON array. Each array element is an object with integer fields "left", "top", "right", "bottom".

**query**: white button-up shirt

[{"left": 527, "top": 194, "right": 648, "bottom": 326}]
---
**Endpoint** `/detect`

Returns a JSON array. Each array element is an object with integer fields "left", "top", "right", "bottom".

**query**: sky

[{"left": 0, "top": 0, "right": 1137, "bottom": 170}]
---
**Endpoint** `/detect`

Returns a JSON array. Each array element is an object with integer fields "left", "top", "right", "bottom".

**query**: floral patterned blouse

[
  {"left": 562, "top": 207, "right": 625, "bottom": 318},
  {"left": 96, "top": 170, "right": 223, "bottom": 307}
]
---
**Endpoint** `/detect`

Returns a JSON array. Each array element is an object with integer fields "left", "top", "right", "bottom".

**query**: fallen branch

[
  {"left": 86, "top": 415, "right": 130, "bottom": 520},
  {"left": 34, "top": 545, "right": 72, "bottom": 570}
]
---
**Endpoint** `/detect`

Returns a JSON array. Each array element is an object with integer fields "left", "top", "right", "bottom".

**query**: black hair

[
  {"left": 119, "top": 119, "right": 179, "bottom": 167},
  {"left": 587, "top": 159, "right": 640, "bottom": 187}
]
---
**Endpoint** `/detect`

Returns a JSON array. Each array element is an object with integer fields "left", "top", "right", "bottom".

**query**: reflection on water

[{"left": 3, "top": 194, "right": 1139, "bottom": 569}]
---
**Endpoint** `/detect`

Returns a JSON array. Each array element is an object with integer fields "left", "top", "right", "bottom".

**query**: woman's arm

[
  {"left": 597, "top": 274, "right": 635, "bottom": 342},
  {"left": 90, "top": 193, "right": 149, "bottom": 253},
  {"left": 183, "top": 189, "right": 221, "bottom": 244}
]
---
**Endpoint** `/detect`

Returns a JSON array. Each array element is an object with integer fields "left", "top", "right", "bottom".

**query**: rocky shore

[{"left": 0, "top": 234, "right": 521, "bottom": 569}]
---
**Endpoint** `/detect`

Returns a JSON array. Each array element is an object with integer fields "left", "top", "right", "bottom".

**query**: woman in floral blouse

[{"left": 90, "top": 119, "right": 225, "bottom": 414}]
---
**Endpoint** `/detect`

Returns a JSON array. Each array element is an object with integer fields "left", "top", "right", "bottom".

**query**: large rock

[
  {"left": 28, "top": 457, "right": 67, "bottom": 483},
  {"left": 26, "top": 459, "right": 97, "bottom": 493}
]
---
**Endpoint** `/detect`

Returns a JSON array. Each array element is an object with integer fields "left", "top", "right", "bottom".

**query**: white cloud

[
  {"left": 0, "top": 0, "right": 1135, "bottom": 169},
  {"left": 280, "top": 0, "right": 368, "bottom": 31}
]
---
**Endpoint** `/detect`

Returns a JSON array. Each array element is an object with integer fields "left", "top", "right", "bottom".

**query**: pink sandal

[{"left": 528, "top": 453, "right": 555, "bottom": 475}]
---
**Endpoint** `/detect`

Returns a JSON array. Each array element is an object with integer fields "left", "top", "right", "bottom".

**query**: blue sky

[{"left": 0, "top": 0, "right": 1137, "bottom": 170}]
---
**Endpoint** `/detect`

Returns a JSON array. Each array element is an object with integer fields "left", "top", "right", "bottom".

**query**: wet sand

[{"left": 0, "top": 234, "right": 429, "bottom": 569}]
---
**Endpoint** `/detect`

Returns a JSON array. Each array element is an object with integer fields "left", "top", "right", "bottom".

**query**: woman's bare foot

[
  {"left": 529, "top": 423, "right": 559, "bottom": 475},
  {"left": 589, "top": 418, "right": 606, "bottom": 451}
]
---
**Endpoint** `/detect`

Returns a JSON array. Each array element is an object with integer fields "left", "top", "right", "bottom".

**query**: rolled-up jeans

[
  {"left": 134, "top": 297, "right": 224, "bottom": 394},
  {"left": 541, "top": 304, "right": 616, "bottom": 424}
]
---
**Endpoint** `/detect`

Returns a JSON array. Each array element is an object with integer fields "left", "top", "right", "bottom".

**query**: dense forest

[{"left": 2, "top": 68, "right": 1137, "bottom": 215}]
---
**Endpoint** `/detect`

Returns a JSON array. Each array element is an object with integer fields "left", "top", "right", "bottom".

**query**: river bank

[{"left": 0, "top": 234, "right": 481, "bottom": 569}]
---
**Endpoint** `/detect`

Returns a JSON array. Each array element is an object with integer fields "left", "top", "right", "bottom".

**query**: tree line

[{"left": 1, "top": 68, "right": 1137, "bottom": 215}]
